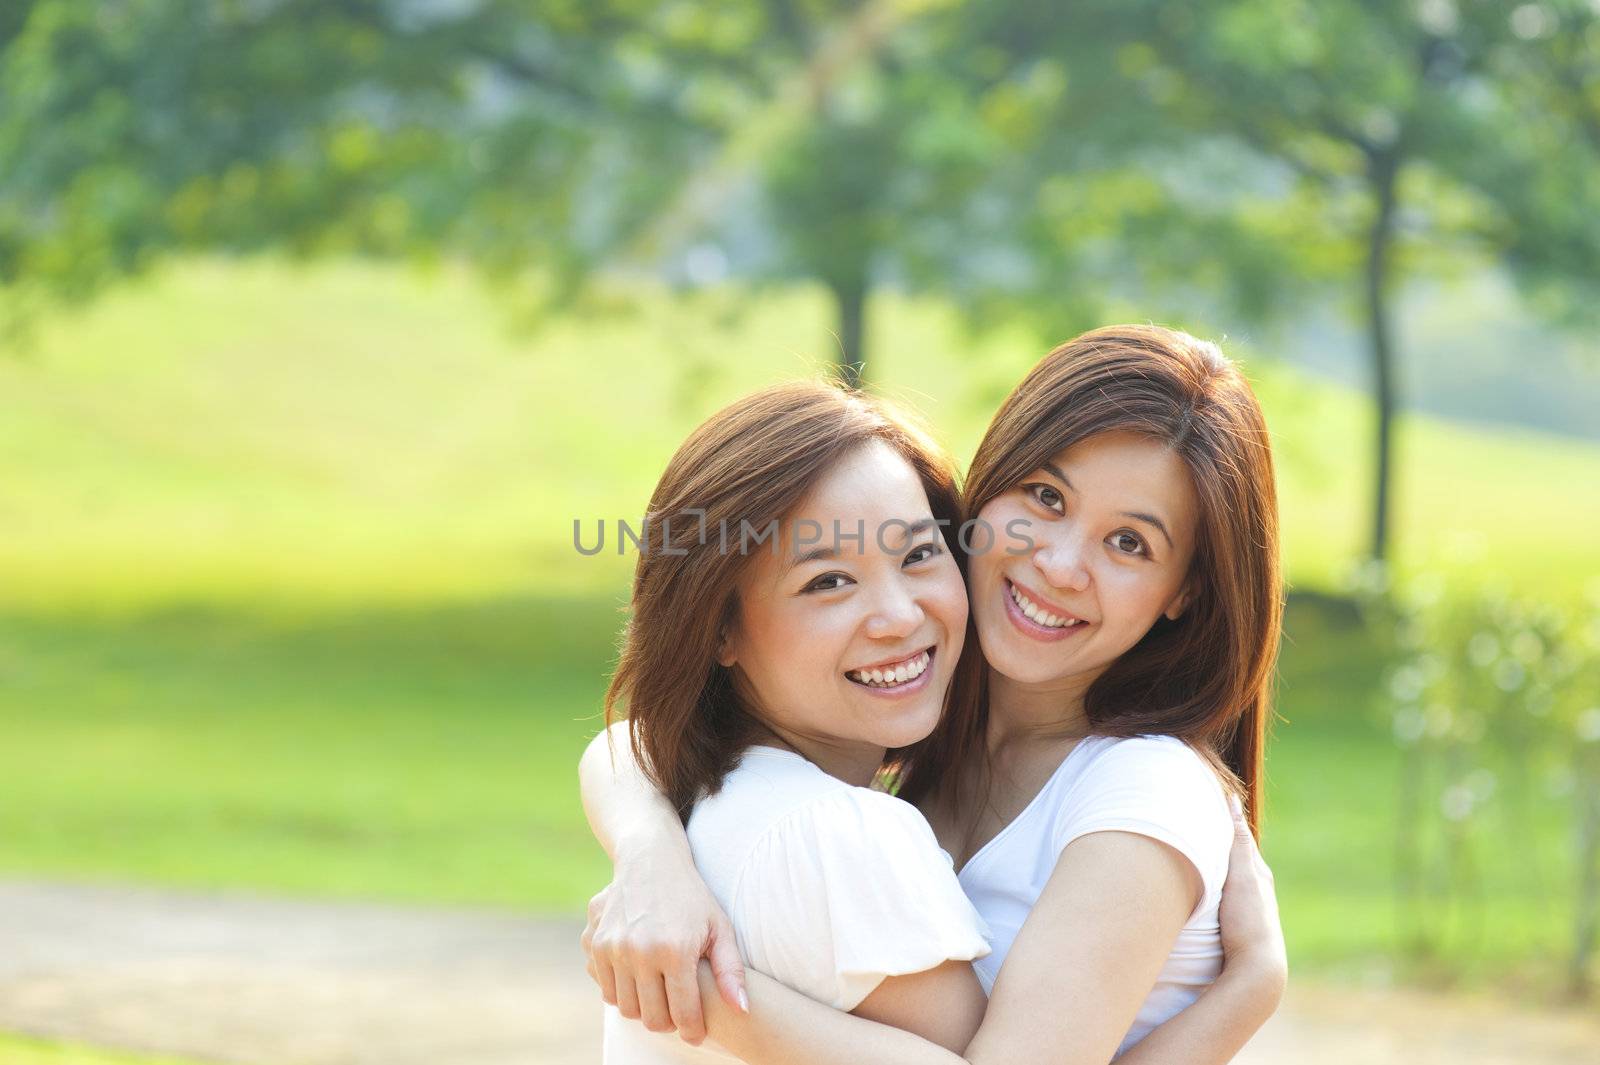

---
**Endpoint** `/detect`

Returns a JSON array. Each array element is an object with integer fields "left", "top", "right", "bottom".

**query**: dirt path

[{"left": 0, "top": 880, "right": 1595, "bottom": 1064}]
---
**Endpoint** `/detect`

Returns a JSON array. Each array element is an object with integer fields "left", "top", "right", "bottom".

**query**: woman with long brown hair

[{"left": 583, "top": 325, "right": 1287, "bottom": 1064}]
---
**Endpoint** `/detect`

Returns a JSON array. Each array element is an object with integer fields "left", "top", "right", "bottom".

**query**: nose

[
  {"left": 864, "top": 576, "right": 925, "bottom": 641},
  {"left": 1032, "top": 529, "right": 1091, "bottom": 593}
]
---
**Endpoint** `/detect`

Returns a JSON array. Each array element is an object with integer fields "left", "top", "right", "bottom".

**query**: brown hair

[
  {"left": 604, "top": 379, "right": 964, "bottom": 819},
  {"left": 898, "top": 325, "right": 1282, "bottom": 836}
]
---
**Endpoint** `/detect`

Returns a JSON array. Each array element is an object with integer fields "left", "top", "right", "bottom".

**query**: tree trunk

[
  {"left": 1364, "top": 151, "right": 1401, "bottom": 563},
  {"left": 830, "top": 274, "right": 866, "bottom": 389}
]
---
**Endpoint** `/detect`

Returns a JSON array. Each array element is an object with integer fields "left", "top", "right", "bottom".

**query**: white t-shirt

[
  {"left": 604, "top": 745, "right": 991, "bottom": 1064},
  {"left": 957, "top": 734, "right": 1232, "bottom": 1058}
]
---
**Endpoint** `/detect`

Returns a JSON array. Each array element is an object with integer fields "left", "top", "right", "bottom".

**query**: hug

[{"left": 580, "top": 324, "right": 1288, "bottom": 1064}]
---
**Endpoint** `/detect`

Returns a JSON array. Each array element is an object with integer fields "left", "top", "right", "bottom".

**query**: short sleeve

[
  {"left": 1050, "top": 737, "right": 1232, "bottom": 919},
  {"left": 729, "top": 787, "right": 990, "bottom": 1011}
]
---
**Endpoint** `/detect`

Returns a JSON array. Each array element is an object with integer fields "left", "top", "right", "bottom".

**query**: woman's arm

[
  {"left": 851, "top": 959, "right": 988, "bottom": 1053},
  {"left": 578, "top": 720, "right": 747, "bottom": 1045},
  {"left": 695, "top": 814, "right": 1284, "bottom": 1065}
]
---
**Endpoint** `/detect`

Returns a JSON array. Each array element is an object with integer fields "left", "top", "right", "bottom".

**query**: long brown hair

[
  {"left": 899, "top": 325, "right": 1282, "bottom": 836},
  {"left": 604, "top": 379, "right": 964, "bottom": 819}
]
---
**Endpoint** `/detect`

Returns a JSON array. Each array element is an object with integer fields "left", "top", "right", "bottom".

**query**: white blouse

[
  {"left": 957, "top": 734, "right": 1233, "bottom": 1057},
  {"left": 604, "top": 745, "right": 991, "bottom": 1064}
]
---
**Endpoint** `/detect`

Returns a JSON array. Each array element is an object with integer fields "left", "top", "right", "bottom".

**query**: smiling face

[
  {"left": 717, "top": 440, "right": 969, "bottom": 780},
  {"left": 969, "top": 429, "right": 1200, "bottom": 692}
]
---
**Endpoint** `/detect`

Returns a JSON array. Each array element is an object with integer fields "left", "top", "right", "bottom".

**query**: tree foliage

[{"left": 3, "top": 0, "right": 1597, "bottom": 562}]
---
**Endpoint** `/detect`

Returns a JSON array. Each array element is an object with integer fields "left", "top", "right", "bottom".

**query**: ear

[
  {"left": 715, "top": 628, "right": 737, "bottom": 668},
  {"left": 1163, "top": 581, "right": 1194, "bottom": 622}
]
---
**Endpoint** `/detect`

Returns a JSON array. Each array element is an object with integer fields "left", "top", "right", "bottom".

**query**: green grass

[
  {"left": 0, "top": 590, "right": 1570, "bottom": 982},
  {"left": 0, "top": 1033, "right": 212, "bottom": 1065},
  {"left": 0, "top": 257, "right": 1592, "bottom": 986},
  {"left": 0, "top": 595, "right": 616, "bottom": 910}
]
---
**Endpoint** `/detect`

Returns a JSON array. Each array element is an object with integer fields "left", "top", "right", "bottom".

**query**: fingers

[
  {"left": 582, "top": 890, "right": 620, "bottom": 1006},
  {"left": 1228, "top": 792, "right": 1253, "bottom": 844},
  {"left": 664, "top": 963, "right": 707, "bottom": 1046},
  {"left": 636, "top": 973, "right": 676, "bottom": 1034},
  {"left": 707, "top": 916, "right": 749, "bottom": 1013},
  {"left": 614, "top": 972, "right": 642, "bottom": 1021},
  {"left": 591, "top": 947, "right": 620, "bottom": 1007}
]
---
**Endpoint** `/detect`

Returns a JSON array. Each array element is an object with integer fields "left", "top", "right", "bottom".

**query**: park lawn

[
  {"left": 0, "top": 1032, "right": 212, "bottom": 1065},
  {"left": 0, "top": 591, "right": 1574, "bottom": 983},
  {"left": 0, "top": 594, "right": 617, "bottom": 911},
  {"left": 0, "top": 257, "right": 1590, "bottom": 985}
]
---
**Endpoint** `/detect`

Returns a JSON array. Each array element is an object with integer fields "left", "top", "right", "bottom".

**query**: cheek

[
  {"left": 762, "top": 604, "right": 853, "bottom": 673},
  {"left": 930, "top": 566, "right": 970, "bottom": 630},
  {"left": 1099, "top": 565, "right": 1178, "bottom": 629}
]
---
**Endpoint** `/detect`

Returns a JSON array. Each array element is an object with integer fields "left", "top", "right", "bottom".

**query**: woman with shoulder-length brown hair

[
  {"left": 581, "top": 326, "right": 1288, "bottom": 1065},
  {"left": 596, "top": 379, "right": 1002, "bottom": 1064}
]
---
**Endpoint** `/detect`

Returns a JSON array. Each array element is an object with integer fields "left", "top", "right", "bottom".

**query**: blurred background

[{"left": 2, "top": 1, "right": 1599, "bottom": 1063}]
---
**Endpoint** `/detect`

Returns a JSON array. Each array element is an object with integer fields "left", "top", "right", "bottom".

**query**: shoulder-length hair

[
  {"left": 898, "top": 325, "right": 1282, "bottom": 836},
  {"left": 604, "top": 379, "right": 965, "bottom": 819}
]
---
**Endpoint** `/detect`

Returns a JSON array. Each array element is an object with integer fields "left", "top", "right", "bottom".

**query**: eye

[
  {"left": 904, "top": 542, "right": 943, "bottom": 567},
  {"left": 1108, "top": 530, "right": 1148, "bottom": 557},
  {"left": 1026, "top": 483, "right": 1065, "bottom": 514},
  {"left": 803, "top": 572, "right": 853, "bottom": 593}
]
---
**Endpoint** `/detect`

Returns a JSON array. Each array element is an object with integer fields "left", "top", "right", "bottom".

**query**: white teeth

[
  {"left": 1010, "top": 582, "right": 1079, "bottom": 630},
  {"left": 848, "top": 650, "right": 931, "bottom": 687}
]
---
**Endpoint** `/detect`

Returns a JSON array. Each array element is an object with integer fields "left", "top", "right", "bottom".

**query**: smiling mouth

[
  {"left": 1006, "top": 579, "right": 1086, "bottom": 630},
  {"left": 845, "top": 647, "right": 934, "bottom": 689}
]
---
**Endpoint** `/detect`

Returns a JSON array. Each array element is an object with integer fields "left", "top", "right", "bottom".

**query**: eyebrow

[
  {"left": 787, "top": 517, "right": 940, "bottom": 570},
  {"left": 1039, "top": 462, "right": 1173, "bottom": 550}
]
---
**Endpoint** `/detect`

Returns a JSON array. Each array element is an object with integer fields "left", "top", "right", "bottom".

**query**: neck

[
  {"left": 754, "top": 719, "right": 885, "bottom": 788},
  {"left": 984, "top": 664, "right": 1096, "bottom": 756}
]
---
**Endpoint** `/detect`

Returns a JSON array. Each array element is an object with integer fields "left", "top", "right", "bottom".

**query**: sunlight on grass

[
  {"left": 2, "top": 257, "right": 1596, "bottom": 608},
  {"left": 0, "top": 1032, "right": 212, "bottom": 1065},
  {"left": 0, "top": 257, "right": 1592, "bottom": 986}
]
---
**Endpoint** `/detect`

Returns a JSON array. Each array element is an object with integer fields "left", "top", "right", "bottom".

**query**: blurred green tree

[
  {"left": 2, "top": 0, "right": 1596, "bottom": 565},
  {"left": 0, "top": 0, "right": 1307, "bottom": 383},
  {"left": 0, "top": 0, "right": 730, "bottom": 330},
  {"left": 1119, "top": 0, "right": 1600, "bottom": 561}
]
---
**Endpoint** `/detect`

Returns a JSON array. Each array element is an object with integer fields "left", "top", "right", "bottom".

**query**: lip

[
  {"left": 844, "top": 646, "right": 937, "bottom": 697},
  {"left": 1003, "top": 578, "right": 1090, "bottom": 643},
  {"left": 849, "top": 645, "right": 935, "bottom": 674}
]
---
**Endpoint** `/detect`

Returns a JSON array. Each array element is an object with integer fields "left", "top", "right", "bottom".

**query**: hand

[
  {"left": 581, "top": 844, "right": 748, "bottom": 1046},
  {"left": 1217, "top": 795, "right": 1287, "bottom": 1004}
]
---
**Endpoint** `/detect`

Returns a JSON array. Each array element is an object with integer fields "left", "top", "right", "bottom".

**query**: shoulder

[
  {"left": 1076, "top": 733, "right": 1218, "bottom": 775},
  {"left": 745, "top": 781, "right": 948, "bottom": 870},
  {"left": 1050, "top": 735, "right": 1232, "bottom": 905},
  {"left": 714, "top": 765, "right": 988, "bottom": 1012},
  {"left": 1065, "top": 735, "right": 1226, "bottom": 805},
  {"left": 687, "top": 746, "right": 846, "bottom": 836},
  {"left": 689, "top": 747, "right": 951, "bottom": 882}
]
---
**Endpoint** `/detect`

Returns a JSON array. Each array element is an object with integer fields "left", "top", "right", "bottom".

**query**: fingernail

[{"left": 737, "top": 988, "right": 749, "bottom": 1014}]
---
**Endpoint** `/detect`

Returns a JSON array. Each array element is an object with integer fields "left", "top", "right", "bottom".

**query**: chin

[
  {"left": 881, "top": 701, "right": 944, "bottom": 749},
  {"left": 979, "top": 626, "right": 1074, "bottom": 685}
]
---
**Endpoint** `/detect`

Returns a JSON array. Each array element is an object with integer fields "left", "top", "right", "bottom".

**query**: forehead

[
  {"left": 741, "top": 441, "right": 937, "bottom": 578},
  {"left": 792, "top": 440, "right": 929, "bottom": 521}
]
